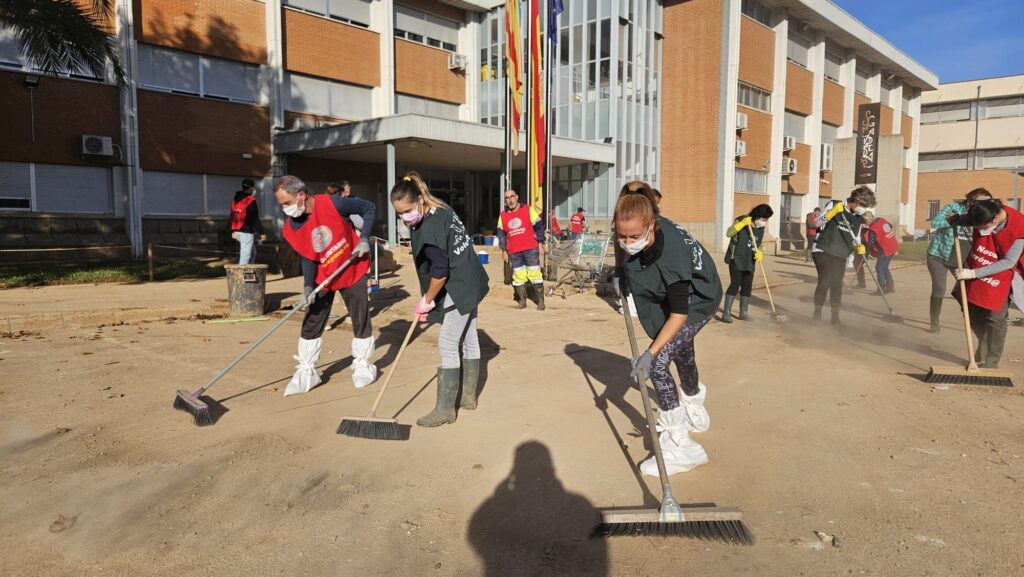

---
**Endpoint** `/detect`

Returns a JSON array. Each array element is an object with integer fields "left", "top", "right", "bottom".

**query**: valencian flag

[
  {"left": 505, "top": 0, "right": 523, "bottom": 155},
  {"left": 528, "top": 0, "right": 545, "bottom": 211}
]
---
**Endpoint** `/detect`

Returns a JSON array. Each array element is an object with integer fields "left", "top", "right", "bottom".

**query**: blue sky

[{"left": 832, "top": 0, "right": 1024, "bottom": 83}]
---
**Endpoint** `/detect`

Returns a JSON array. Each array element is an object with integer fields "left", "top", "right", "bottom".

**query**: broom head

[
  {"left": 926, "top": 365, "right": 1014, "bottom": 387},
  {"left": 594, "top": 506, "right": 753, "bottom": 545},
  {"left": 173, "top": 389, "right": 213, "bottom": 427},
  {"left": 336, "top": 416, "right": 410, "bottom": 440}
]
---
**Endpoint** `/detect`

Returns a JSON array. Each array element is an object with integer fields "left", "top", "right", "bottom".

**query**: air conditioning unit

[
  {"left": 782, "top": 157, "right": 798, "bottom": 175},
  {"left": 820, "top": 143, "right": 834, "bottom": 172},
  {"left": 735, "top": 139, "right": 747, "bottom": 158},
  {"left": 447, "top": 53, "right": 468, "bottom": 70},
  {"left": 736, "top": 112, "right": 749, "bottom": 131},
  {"left": 782, "top": 135, "right": 796, "bottom": 151},
  {"left": 81, "top": 135, "right": 113, "bottom": 157}
]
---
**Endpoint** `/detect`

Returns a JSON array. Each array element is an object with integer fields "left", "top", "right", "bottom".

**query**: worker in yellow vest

[{"left": 497, "top": 189, "right": 546, "bottom": 310}]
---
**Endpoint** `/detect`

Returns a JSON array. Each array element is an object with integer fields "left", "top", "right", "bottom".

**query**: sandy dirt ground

[{"left": 2, "top": 256, "right": 1023, "bottom": 577}]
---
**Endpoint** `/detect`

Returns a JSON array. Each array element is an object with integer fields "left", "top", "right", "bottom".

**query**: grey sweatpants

[
  {"left": 438, "top": 294, "right": 480, "bottom": 369},
  {"left": 927, "top": 255, "right": 954, "bottom": 298}
]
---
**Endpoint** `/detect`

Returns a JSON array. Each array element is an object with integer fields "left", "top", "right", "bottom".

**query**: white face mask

[
  {"left": 978, "top": 225, "right": 996, "bottom": 237},
  {"left": 283, "top": 196, "right": 305, "bottom": 218},
  {"left": 619, "top": 227, "right": 652, "bottom": 256},
  {"left": 754, "top": 219, "right": 768, "bottom": 228},
  {"left": 853, "top": 206, "right": 867, "bottom": 216}
]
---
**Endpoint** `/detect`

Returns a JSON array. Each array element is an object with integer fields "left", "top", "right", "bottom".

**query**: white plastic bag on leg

[{"left": 284, "top": 337, "right": 322, "bottom": 396}]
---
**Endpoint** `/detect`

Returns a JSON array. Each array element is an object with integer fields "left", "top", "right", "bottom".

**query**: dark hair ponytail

[{"left": 963, "top": 199, "right": 1004, "bottom": 228}]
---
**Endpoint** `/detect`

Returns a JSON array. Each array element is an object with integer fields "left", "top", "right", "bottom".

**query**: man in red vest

[
  {"left": 569, "top": 207, "right": 586, "bottom": 239},
  {"left": 229, "top": 178, "right": 266, "bottom": 264},
  {"left": 498, "top": 189, "right": 546, "bottom": 310},
  {"left": 863, "top": 211, "right": 900, "bottom": 294},
  {"left": 274, "top": 175, "right": 377, "bottom": 395}
]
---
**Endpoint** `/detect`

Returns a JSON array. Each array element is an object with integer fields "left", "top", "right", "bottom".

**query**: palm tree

[{"left": 1, "top": 0, "right": 125, "bottom": 85}]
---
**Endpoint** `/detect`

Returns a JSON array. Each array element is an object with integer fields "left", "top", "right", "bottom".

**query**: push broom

[
  {"left": 594, "top": 295, "right": 753, "bottom": 544},
  {"left": 926, "top": 234, "right": 1014, "bottom": 386},
  {"left": 747, "top": 224, "right": 787, "bottom": 322},
  {"left": 173, "top": 255, "right": 358, "bottom": 427},
  {"left": 336, "top": 315, "right": 419, "bottom": 440}
]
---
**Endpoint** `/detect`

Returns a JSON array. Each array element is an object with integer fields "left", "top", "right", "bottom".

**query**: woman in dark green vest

[
  {"left": 721, "top": 204, "right": 773, "bottom": 322},
  {"left": 615, "top": 182, "right": 723, "bottom": 477},
  {"left": 811, "top": 186, "right": 876, "bottom": 326},
  {"left": 390, "top": 173, "right": 490, "bottom": 428}
]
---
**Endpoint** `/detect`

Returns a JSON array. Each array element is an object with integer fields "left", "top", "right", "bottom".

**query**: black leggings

[
  {"left": 725, "top": 261, "right": 754, "bottom": 297},
  {"left": 813, "top": 252, "right": 846, "bottom": 310},
  {"left": 301, "top": 275, "right": 371, "bottom": 340}
]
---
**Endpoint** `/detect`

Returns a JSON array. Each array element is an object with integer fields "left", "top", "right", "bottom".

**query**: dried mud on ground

[{"left": 2, "top": 261, "right": 1023, "bottom": 577}]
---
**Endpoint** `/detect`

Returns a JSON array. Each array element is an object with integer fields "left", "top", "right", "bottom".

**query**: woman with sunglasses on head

[{"left": 614, "top": 181, "right": 722, "bottom": 477}]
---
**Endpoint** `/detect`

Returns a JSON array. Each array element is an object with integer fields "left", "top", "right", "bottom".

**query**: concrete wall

[
  {"left": 922, "top": 74, "right": 1024, "bottom": 103},
  {"left": 920, "top": 116, "right": 1024, "bottom": 153},
  {"left": 283, "top": 9, "right": 381, "bottom": 87},
  {"left": 134, "top": 0, "right": 268, "bottom": 64}
]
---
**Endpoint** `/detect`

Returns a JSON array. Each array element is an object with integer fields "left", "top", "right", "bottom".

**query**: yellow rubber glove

[
  {"left": 856, "top": 244, "right": 866, "bottom": 255},
  {"left": 732, "top": 216, "right": 753, "bottom": 233},
  {"left": 824, "top": 202, "right": 845, "bottom": 221},
  {"left": 754, "top": 249, "right": 764, "bottom": 262}
]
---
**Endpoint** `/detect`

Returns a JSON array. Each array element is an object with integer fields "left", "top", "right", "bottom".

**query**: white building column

[
  {"left": 461, "top": 14, "right": 480, "bottom": 122},
  {"left": 802, "top": 28, "right": 825, "bottom": 221},
  {"left": 374, "top": 0, "right": 396, "bottom": 117},
  {"left": 766, "top": 8, "right": 787, "bottom": 239},
  {"left": 714, "top": 0, "right": 741, "bottom": 252},
  {"left": 116, "top": 0, "right": 144, "bottom": 257},
  {"left": 839, "top": 49, "right": 856, "bottom": 138},
  {"left": 265, "top": 0, "right": 285, "bottom": 226}
]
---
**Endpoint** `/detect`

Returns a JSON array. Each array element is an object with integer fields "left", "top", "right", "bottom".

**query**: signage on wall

[{"left": 855, "top": 102, "right": 881, "bottom": 184}]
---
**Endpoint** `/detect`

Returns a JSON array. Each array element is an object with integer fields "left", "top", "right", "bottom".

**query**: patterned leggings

[{"left": 649, "top": 316, "right": 710, "bottom": 410}]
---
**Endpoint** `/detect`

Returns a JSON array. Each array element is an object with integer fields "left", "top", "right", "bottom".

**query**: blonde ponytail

[{"left": 390, "top": 171, "right": 449, "bottom": 211}]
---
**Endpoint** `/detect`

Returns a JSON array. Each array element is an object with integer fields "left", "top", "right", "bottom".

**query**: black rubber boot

[
  {"left": 813, "top": 306, "right": 822, "bottom": 321},
  {"left": 535, "top": 285, "right": 546, "bottom": 311},
  {"left": 459, "top": 358, "right": 481, "bottom": 409},
  {"left": 738, "top": 296, "right": 752, "bottom": 321},
  {"left": 984, "top": 322, "right": 1007, "bottom": 369},
  {"left": 417, "top": 368, "right": 460, "bottom": 427},
  {"left": 929, "top": 297, "right": 942, "bottom": 333},
  {"left": 721, "top": 294, "right": 735, "bottom": 323},
  {"left": 514, "top": 285, "right": 528, "bottom": 309},
  {"left": 831, "top": 309, "right": 842, "bottom": 328},
  {"left": 885, "top": 279, "right": 896, "bottom": 294}
]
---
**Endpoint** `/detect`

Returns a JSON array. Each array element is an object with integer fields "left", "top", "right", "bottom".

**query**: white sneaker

[
  {"left": 639, "top": 406, "right": 709, "bottom": 477},
  {"left": 679, "top": 382, "right": 710, "bottom": 433},
  {"left": 284, "top": 337, "right": 322, "bottom": 396},
  {"left": 351, "top": 336, "right": 378, "bottom": 389}
]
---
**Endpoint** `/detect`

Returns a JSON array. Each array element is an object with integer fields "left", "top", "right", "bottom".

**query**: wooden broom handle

[
  {"left": 953, "top": 233, "right": 979, "bottom": 371},
  {"left": 747, "top": 224, "right": 778, "bottom": 315},
  {"left": 367, "top": 317, "right": 419, "bottom": 416}
]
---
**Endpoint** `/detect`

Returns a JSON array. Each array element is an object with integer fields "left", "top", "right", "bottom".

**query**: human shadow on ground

[
  {"left": 564, "top": 343, "right": 658, "bottom": 506},
  {"left": 468, "top": 441, "right": 608, "bottom": 577}
]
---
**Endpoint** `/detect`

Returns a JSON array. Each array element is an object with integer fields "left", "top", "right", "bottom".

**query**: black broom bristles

[
  {"left": 924, "top": 371, "right": 1014, "bottom": 387},
  {"left": 173, "top": 389, "right": 213, "bottom": 427},
  {"left": 336, "top": 417, "right": 409, "bottom": 440},
  {"left": 593, "top": 519, "right": 754, "bottom": 545}
]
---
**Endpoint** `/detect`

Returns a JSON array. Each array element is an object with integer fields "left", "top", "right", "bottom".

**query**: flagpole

[
  {"left": 544, "top": 0, "right": 553, "bottom": 235},
  {"left": 525, "top": 0, "right": 532, "bottom": 209},
  {"left": 503, "top": 53, "right": 510, "bottom": 192}
]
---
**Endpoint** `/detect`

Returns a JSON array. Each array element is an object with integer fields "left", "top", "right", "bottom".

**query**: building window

[
  {"left": 854, "top": 64, "right": 870, "bottom": 95},
  {"left": 396, "top": 93, "right": 459, "bottom": 119},
  {"left": 880, "top": 80, "right": 894, "bottom": 107},
  {"left": 143, "top": 171, "right": 251, "bottom": 216},
  {"left": 737, "top": 82, "right": 771, "bottom": 112},
  {"left": 741, "top": 0, "right": 771, "bottom": 26},
  {"left": 735, "top": 168, "right": 768, "bottom": 194},
  {"left": 286, "top": 72, "right": 372, "bottom": 120},
  {"left": 787, "top": 32, "right": 811, "bottom": 68},
  {"left": 284, "top": 0, "right": 372, "bottom": 28},
  {"left": 821, "top": 122, "right": 838, "bottom": 147},
  {"left": 137, "top": 44, "right": 260, "bottom": 103},
  {"left": 919, "top": 151, "right": 970, "bottom": 173},
  {"left": 0, "top": 24, "right": 104, "bottom": 80},
  {"left": 977, "top": 148, "right": 1024, "bottom": 169},
  {"left": 824, "top": 48, "right": 843, "bottom": 84},
  {"left": 0, "top": 161, "right": 113, "bottom": 213},
  {"left": 784, "top": 110, "right": 806, "bottom": 142},
  {"left": 982, "top": 96, "right": 1024, "bottom": 119},
  {"left": 920, "top": 102, "right": 972, "bottom": 124},
  {"left": 902, "top": 87, "right": 913, "bottom": 114},
  {"left": 927, "top": 200, "right": 939, "bottom": 221},
  {"left": 395, "top": 5, "right": 459, "bottom": 52}
]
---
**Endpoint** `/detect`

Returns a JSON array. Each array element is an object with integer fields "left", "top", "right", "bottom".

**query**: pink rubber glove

[{"left": 414, "top": 296, "right": 435, "bottom": 321}]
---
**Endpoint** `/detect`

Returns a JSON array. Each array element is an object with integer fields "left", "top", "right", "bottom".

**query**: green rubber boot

[
  {"left": 514, "top": 285, "right": 528, "bottom": 309},
  {"left": 928, "top": 297, "right": 942, "bottom": 333},
  {"left": 417, "top": 368, "right": 460, "bottom": 427},
  {"left": 738, "top": 296, "right": 752, "bottom": 321},
  {"left": 459, "top": 358, "right": 481, "bottom": 409},
  {"left": 721, "top": 294, "right": 735, "bottom": 323},
  {"left": 535, "top": 285, "right": 546, "bottom": 311},
  {"left": 984, "top": 322, "right": 1007, "bottom": 369}
]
